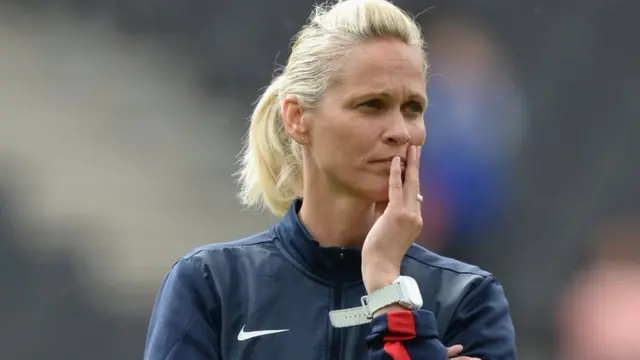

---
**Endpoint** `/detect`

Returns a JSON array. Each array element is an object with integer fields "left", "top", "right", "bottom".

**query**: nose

[{"left": 382, "top": 113, "right": 410, "bottom": 146}]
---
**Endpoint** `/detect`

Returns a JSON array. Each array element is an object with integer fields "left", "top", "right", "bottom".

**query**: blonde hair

[{"left": 237, "top": 0, "right": 427, "bottom": 216}]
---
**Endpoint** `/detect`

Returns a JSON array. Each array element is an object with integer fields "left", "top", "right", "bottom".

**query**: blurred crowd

[{"left": 1, "top": 0, "right": 639, "bottom": 359}]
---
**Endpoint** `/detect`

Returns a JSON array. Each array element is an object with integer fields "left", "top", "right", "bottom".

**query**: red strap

[{"left": 383, "top": 311, "right": 417, "bottom": 360}]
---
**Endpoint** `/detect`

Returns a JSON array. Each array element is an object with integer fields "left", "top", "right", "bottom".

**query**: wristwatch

[{"left": 328, "top": 275, "right": 423, "bottom": 328}]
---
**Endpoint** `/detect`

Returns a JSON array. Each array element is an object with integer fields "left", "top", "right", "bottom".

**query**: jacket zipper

[{"left": 329, "top": 250, "right": 345, "bottom": 360}]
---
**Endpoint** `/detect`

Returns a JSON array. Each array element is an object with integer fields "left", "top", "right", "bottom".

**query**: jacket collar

[{"left": 274, "top": 198, "right": 363, "bottom": 283}]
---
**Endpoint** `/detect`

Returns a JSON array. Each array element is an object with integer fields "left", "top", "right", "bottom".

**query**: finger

[
  {"left": 416, "top": 146, "right": 422, "bottom": 194},
  {"left": 446, "top": 344, "right": 463, "bottom": 357},
  {"left": 402, "top": 145, "right": 419, "bottom": 207},
  {"left": 416, "top": 146, "right": 423, "bottom": 214},
  {"left": 387, "top": 156, "right": 403, "bottom": 208}
]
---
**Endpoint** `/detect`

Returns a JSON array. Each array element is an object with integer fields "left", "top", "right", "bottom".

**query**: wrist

[
  {"left": 362, "top": 265, "right": 399, "bottom": 294},
  {"left": 372, "top": 304, "right": 407, "bottom": 317},
  {"left": 365, "top": 276, "right": 423, "bottom": 318}
]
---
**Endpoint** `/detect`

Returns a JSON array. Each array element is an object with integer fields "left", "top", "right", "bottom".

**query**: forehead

[{"left": 332, "top": 38, "right": 426, "bottom": 99}]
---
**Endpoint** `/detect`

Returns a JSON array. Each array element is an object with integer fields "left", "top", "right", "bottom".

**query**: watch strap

[
  {"left": 328, "top": 282, "right": 404, "bottom": 328},
  {"left": 328, "top": 307, "right": 370, "bottom": 328}
]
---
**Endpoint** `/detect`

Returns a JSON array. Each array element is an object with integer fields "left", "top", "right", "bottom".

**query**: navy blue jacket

[{"left": 144, "top": 199, "right": 516, "bottom": 359}]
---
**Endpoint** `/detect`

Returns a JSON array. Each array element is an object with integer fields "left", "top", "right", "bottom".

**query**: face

[{"left": 287, "top": 38, "right": 427, "bottom": 202}]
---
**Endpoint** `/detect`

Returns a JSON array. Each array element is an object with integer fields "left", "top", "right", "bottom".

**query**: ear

[{"left": 281, "top": 95, "right": 310, "bottom": 145}]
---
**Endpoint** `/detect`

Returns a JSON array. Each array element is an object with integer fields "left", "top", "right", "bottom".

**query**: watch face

[{"left": 400, "top": 276, "right": 424, "bottom": 308}]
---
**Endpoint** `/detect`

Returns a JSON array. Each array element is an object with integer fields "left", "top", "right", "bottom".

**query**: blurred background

[{"left": 0, "top": 0, "right": 638, "bottom": 359}]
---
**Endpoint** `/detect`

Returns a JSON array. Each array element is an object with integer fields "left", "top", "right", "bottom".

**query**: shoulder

[
  {"left": 187, "top": 229, "right": 277, "bottom": 256},
  {"left": 404, "top": 243, "right": 492, "bottom": 279},
  {"left": 167, "top": 229, "right": 282, "bottom": 286},
  {"left": 178, "top": 229, "right": 278, "bottom": 264},
  {"left": 404, "top": 244, "right": 515, "bottom": 355},
  {"left": 403, "top": 243, "right": 508, "bottom": 311}
]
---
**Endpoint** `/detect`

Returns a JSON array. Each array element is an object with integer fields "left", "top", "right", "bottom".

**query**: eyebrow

[{"left": 354, "top": 91, "right": 428, "bottom": 106}]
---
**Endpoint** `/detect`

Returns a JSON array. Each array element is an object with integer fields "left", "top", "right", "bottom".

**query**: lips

[{"left": 372, "top": 157, "right": 406, "bottom": 170}]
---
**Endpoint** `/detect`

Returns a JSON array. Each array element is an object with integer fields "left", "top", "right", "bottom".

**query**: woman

[{"left": 144, "top": 0, "right": 516, "bottom": 359}]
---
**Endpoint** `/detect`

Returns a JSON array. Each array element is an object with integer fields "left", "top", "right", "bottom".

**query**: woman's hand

[
  {"left": 447, "top": 345, "right": 480, "bottom": 360},
  {"left": 361, "top": 145, "right": 423, "bottom": 295}
]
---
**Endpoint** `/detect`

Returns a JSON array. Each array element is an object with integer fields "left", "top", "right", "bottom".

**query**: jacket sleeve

[
  {"left": 443, "top": 276, "right": 517, "bottom": 359},
  {"left": 366, "top": 310, "right": 448, "bottom": 359},
  {"left": 144, "top": 256, "right": 221, "bottom": 360},
  {"left": 365, "top": 276, "right": 516, "bottom": 359}
]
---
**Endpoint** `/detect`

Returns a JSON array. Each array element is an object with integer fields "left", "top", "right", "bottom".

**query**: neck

[{"left": 298, "top": 172, "right": 376, "bottom": 249}]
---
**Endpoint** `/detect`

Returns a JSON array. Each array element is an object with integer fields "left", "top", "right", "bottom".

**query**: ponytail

[{"left": 237, "top": 76, "right": 303, "bottom": 217}]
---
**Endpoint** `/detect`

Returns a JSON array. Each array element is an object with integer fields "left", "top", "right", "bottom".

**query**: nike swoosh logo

[{"left": 237, "top": 325, "right": 289, "bottom": 341}]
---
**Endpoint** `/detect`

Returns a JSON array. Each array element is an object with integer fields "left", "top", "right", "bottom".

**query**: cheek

[
  {"left": 310, "top": 124, "right": 358, "bottom": 169},
  {"left": 411, "top": 122, "right": 426, "bottom": 144},
  {"left": 322, "top": 121, "right": 378, "bottom": 163},
  {"left": 346, "top": 130, "right": 383, "bottom": 166}
]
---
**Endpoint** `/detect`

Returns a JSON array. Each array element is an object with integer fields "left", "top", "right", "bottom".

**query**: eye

[
  {"left": 359, "top": 99, "right": 383, "bottom": 110},
  {"left": 403, "top": 101, "right": 424, "bottom": 114}
]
